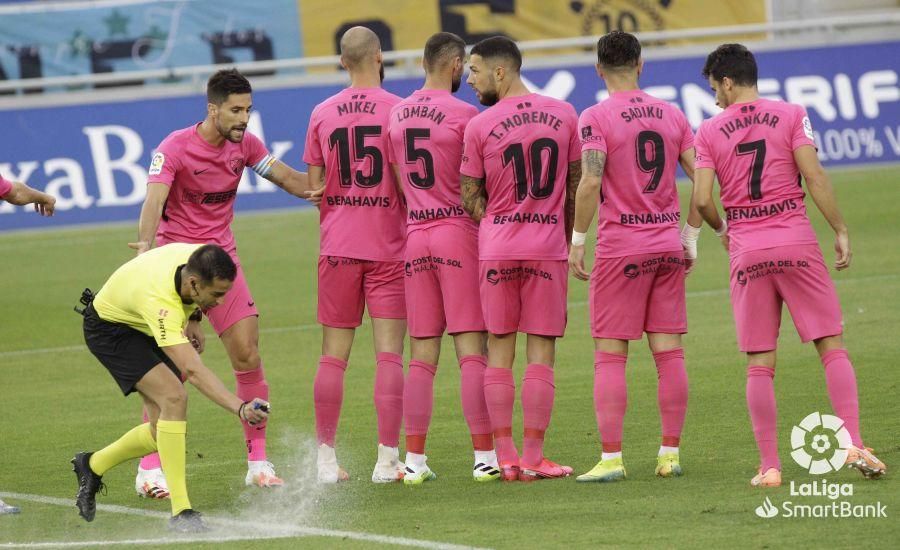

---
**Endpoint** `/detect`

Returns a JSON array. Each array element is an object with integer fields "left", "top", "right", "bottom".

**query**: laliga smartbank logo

[
  {"left": 790, "top": 411, "right": 851, "bottom": 474},
  {"left": 754, "top": 412, "right": 887, "bottom": 520}
]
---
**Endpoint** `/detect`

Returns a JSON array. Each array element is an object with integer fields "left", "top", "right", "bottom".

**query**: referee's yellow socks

[
  {"left": 89, "top": 422, "right": 157, "bottom": 475},
  {"left": 157, "top": 420, "right": 191, "bottom": 515}
]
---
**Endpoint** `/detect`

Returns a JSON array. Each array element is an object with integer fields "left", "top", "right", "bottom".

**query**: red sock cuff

[
  {"left": 652, "top": 348, "right": 685, "bottom": 363},
  {"left": 320, "top": 355, "right": 348, "bottom": 371},
  {"left": 234, "top": 366, "right": 265, "bottom": 384},
  {"left": 409, "top": 360, "right": 437, "bottom": 376},
  {"left": 747, "top": 365, "right": 775, "bottom": 378},
  {"left": 523, "top": 363, "right": 554, "bottom": 387}
]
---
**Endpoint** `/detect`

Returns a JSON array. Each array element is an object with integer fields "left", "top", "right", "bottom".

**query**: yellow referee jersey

[{"left": 92, "top": 243, "right": 202, "bottom": 347}]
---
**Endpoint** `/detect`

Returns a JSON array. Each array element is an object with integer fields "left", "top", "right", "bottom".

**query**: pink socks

[
  {"left": 653, "top": 348, "right": 688, "bottom": 448},
  {"left": 484, "top": 367, "right": 518, "bottom": 464},
  {"left": 374, "top": 352, "right": 404, "bottom": 448},
  {"left": 746, "top": 365, "right": 780, "bottom": 472},
  {"left": 403, "top": 360, "right": 437, "bottom": 454},
  {"left": 594, "top": 351, "right": 627, "bottom": 453},
  {"left": 314, "top": 356, "right": 347, "bottom": 447},
  {"left": 521, "top": 364, "right": 555, "bottom": 467},
  {"left": 821, "top": 348, "right": 863, "bottom": 447},
  {"left": 235, "top": 366, "right": 269, "bottom": 461},
  {"left": 459, "top": 355, "right": 493, "bottom": 450}
]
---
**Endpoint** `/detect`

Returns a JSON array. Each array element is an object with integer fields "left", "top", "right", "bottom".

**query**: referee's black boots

[{"left": 71, "top": 451, "right": 104, "bottom": 522}]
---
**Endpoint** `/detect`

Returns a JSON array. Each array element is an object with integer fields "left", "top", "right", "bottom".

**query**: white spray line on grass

[
  {"left": 0, "top": 492, "right": 490, "bottom": 550},
  {"left": 1, "top": 272, "right": 896, "bottom": 360}
]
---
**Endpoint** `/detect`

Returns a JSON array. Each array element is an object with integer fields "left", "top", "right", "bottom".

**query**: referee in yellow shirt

[{"left": 73, "top": 243, "right": 270, "bottom": 533}]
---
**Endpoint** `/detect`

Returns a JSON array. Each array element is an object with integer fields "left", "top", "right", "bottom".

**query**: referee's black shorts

[{"left": 83, "top": 303, "right": 181, "bottom": 395}]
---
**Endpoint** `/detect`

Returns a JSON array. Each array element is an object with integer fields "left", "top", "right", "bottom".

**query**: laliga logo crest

[{"left": 790, "top": 412, "right": 852, "bottom": 475}]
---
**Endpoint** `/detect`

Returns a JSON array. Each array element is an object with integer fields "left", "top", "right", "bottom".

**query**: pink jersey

[
  {"left": 579, "top": 90, "right": 694, "bottom": 258},
  {"left": 694, "top": 98, "right": 818, "bottom": 255},
  {"left": 460, "top": 93, "right": 580, "bottom": 260},
  {"left": 387, "top": 89, "right": 479, "bottom": 231},
  {"left": 148, "top": 124, "right": 273, "bottom": 256},
  {"left": 304, "top": 87, "right": 406, "bottom": 261},
  {"left": 0, "top": 175, "right": 11, "bottom": 198}
]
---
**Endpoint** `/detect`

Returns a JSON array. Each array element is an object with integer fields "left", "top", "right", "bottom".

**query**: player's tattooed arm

[
  {"left": 565, "top": 160, "right": 583, "bottom": 242},
  {"left": 460, "top": 175, "right": 487, "bottom": 222},
  {"left": 573, "top": 149, "right": 605, "bottom": 233}
]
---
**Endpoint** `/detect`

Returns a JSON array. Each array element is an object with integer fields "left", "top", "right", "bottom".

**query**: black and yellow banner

[{"left": 298, "top": 0, "right": 768, "bottom": 57}]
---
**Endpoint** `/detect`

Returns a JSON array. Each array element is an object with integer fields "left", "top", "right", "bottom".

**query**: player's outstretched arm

[
  {"left": 2, "top": 181, "right": 56, "bottom": 216},
  {"left": 794, "top": 145, "right": 851, "bottom": 270},
  {"left": 265, "top": 160, "right": 323, "bottom": 204},
  {"left": 693, "top": 167, "right": 728, "bottom": 250},
  {"left": 162, "top": 342, "right": 269, "bottom": 424},
  {"left": 569, "top": 150, "right": 604, "bottom": 281},
  {"left": 460, "top": 175, "right": 487, "bottom": 222},
  {"left": 130, "top": 183, "right": 170, "bottom": 255}
]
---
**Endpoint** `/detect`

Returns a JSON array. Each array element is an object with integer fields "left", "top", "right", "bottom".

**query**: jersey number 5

[
  {"left": 404, "top": 128, "right": 435, "bottom": 189},
  {"left": 328, "top": 126, "right": 384, "bottom": 188}
]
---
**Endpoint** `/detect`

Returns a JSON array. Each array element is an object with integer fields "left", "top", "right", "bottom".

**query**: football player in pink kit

[
  {"left": 131, "top": 69, "right": 319, "bottom": 495},
  {"left": 461, "top": 37, "right": 581, "bottom": 481},
  {"left": 569, "top": 31, "right": 702, "bottom": 483},
  {"left": 0, "top": 175, "right": 54, "bottom": 515},
  {"left": 387, "top": 32, "right": 499, "bottom": 484},
  {"left": 693, "top": 44, "right": 886, "bottom": 487},
  {"left": 303, "top": 27, "right": 407, "bottom": 484}
]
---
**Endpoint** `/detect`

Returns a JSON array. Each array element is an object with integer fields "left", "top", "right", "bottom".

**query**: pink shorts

[
  {"left": 479, "top": 259, "right": 568, "bottom": 337},
  {"left": 590, "top": 251, "right": 687, "bottom": 340},
  {"left": 405, "top": 224, "right": 485, "bottom": 338},
  {"left": 204, "top": 262, "right": 258, "bottom": 336},
  {"left": 318, "top": 256, "right": 406, "bottom": 328},
  {"left": 730, "top": 244, "right": 843, "bottom": 353}
]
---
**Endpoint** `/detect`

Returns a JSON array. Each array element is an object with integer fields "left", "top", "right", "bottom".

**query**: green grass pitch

[{"left": 0, "top": 166, "right": 897, "bottom": 548}]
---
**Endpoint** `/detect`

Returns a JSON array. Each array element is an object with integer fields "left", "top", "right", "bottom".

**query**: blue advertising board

[{"left": 1, "top": 40, "right": 897, "bottom": 231}]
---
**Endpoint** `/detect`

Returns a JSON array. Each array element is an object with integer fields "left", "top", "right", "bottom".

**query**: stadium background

[{"left": 1, "top": 0, "right": 898, "bottom": 548}]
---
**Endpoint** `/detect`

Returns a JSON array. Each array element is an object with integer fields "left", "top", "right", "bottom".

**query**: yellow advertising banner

[{"left": 298, "top": 0, "right": 768, "bottom": 57}]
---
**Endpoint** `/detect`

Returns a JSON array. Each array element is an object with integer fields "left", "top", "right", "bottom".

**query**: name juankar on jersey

[{"left": 718, "top": 111, "right": 781, "bottom": 139}]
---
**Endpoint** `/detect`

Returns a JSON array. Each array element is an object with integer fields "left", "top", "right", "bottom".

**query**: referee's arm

[{"left": 163, "top": 343, "right": 267, "bottom": 423}]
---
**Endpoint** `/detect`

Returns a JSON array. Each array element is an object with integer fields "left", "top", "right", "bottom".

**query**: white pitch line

[
  {"left": 1, "top": 273, "right": 895, "bottom": 360},
  {"left": 0, "top": 492, "right": 489, "bottom": 550}
]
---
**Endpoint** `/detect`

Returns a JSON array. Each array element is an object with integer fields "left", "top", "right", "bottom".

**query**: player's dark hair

[
  {"left": 207, "top": 68, "right": 252, "bottom": 105},
  {"left": 423, "top": 32, "right": 466, "bottom": 72},
  {"left": 186, "top": 244, "right": 237, "bottom": 283},
  {"left": 596, "top": 30, "right": 641, "bottom": 69},
  {"left": 470, "top": 36, "right": 522, "bottom": 72},
  {"left": 702, "top": 44, "right": 758, "bottom": 87}
]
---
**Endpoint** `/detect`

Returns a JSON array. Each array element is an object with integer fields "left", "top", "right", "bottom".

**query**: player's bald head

[{"left": 340, "top": 26, "right": 382, "bottom": 70}]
